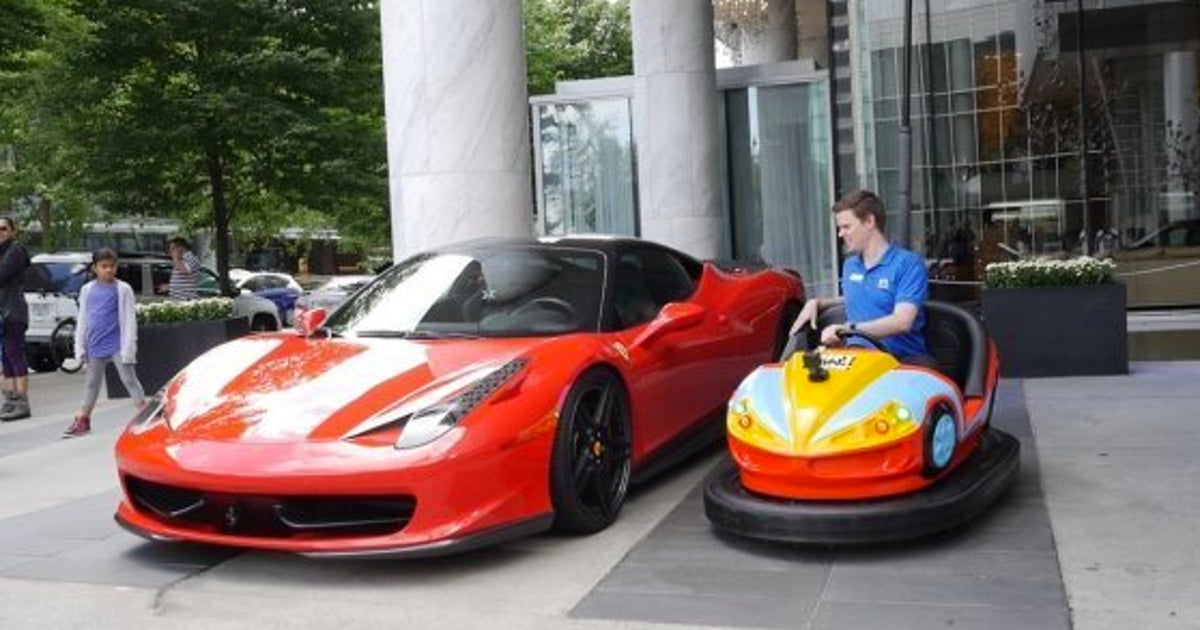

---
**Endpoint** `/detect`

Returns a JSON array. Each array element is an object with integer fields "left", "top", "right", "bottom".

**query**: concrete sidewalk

[{"left": 1025, "top": 361, "right": 1200, "bottom": 630}]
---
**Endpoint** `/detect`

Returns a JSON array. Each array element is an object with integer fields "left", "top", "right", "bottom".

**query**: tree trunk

[
  {"left": 206, "top": 150, "right": 233, "bottom": 295},
  {"left": 37, "top": 196, "right": 54, "bottom": 250}
]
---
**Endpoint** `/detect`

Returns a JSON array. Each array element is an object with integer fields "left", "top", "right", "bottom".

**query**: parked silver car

[{"left": 294, "top": 274, "right": 375, "bottom": 314}]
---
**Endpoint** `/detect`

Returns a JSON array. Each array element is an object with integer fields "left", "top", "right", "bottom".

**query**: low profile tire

[
  {"left": 550, "top": 366, "right": 633, "bottom": 535},
  {"left": 50, "top": 318, "right": 83, "bottom": 374},
  {"left": 923, "top": 402, "right": 958, "bottom": 477},
  {"left": 250, "top": 314, "right": 277, "bottom": 332}
]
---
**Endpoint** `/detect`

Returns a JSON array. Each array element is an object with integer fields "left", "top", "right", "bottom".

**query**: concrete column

[
  {"left": 632, "top": 0, "right": 723, "bottom": 259},
  {"left": 742, "top": 0, "right": 797, "bottom": 65},
  {"left": 380, "top": 0, "right": 532, "bottom": 262},
  {"left": 1163, "top": 51, "right": 1199, "bottom": 221}
]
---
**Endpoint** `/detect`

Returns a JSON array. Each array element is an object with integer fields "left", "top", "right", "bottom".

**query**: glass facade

[
  {"left": 725, "top": 82, "right": 838, "bottom": 297},
  {"left": 533, "top": 98, "right": 638, "bottom": 237},
  {"left": 532, "top": 70, "right": 839, "bottom": 298},
  {"left": 845, "top": 0, "right": 1200, "bottom": 306}
]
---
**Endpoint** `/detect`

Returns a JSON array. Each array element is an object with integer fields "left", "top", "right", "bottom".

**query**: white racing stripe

[
  {"left": 240, "top": 342, "right": 430, "bottom": 441},
  {"left": 168, "top": 338, "right": 287, "bottom": 430}
]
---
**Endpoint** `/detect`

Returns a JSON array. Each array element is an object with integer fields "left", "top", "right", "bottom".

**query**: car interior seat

[
  {"left": 816, "top": 300, "right": 988, "bottom": 397},
  {"left": 614, "top": 261, "right": 660, "bottom": 328}
]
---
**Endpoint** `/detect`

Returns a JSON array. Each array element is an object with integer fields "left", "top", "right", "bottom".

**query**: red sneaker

[{"left": 62, "top": 416, "right": 91, "bottom": 438}]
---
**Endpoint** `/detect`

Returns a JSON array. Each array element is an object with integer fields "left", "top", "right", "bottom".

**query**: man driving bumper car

[{"left": 703, "top": 191, "right": 1020, "bottom": 544}]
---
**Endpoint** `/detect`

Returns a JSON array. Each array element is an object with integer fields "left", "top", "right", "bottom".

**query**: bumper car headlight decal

[
  {"left": 394, "top": 357, "right": 529, "bottom": 450},
  {"left": 808, "top": 401, "right": 919, "bottom": 454}
]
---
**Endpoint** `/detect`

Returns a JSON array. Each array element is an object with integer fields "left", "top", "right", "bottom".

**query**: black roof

[{"left": 431, "top": 235, "right": 695, "bottom": 260}]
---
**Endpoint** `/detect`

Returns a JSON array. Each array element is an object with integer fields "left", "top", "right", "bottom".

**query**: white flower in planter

[
  {"left": 985, "top": 256, "right": 1115, "bottom": 289},
  {"left": 136, "top": 298, "right": 236, "bottom": 325}
]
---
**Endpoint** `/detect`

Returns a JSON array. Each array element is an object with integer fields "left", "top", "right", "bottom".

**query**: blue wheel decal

[{"left": 931, "top": 413, "right": 956, "bottom": 469}]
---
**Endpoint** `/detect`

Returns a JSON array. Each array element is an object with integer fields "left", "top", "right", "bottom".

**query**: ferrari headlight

[
  {"left": 395, "top": 358, "right": 529, "bottom": 450},
  {"left": 128, "top": 393, "right": 167, "bottom": 434}
]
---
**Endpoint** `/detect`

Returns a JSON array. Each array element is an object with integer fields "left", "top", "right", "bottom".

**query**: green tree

[
  {"left": 525, "top": 0, "right": 633, "bottom": 96},
  {"left": 0, "top": 0, "right": 93, "bottom": 249},
  {"left": 47, "top": 0, "right": 386, "bottom": 291}
]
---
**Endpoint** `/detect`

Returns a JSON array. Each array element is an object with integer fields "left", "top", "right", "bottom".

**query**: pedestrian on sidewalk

[
  {"left": 63, "top": 249, "right": 144, "bottom": 438},
  {"left": 167, "top": 236, "right": 201, "bottom": 301},
  {"left": 0, "top": 216, "right": 32, "bottom": 421}
]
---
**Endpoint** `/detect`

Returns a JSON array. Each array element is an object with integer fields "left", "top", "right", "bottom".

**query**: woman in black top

[{"left": 0, "top": 216, "right": 32, "bottom": 421}]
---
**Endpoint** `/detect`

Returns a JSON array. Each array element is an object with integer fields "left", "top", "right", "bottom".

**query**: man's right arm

[{"left": 790, "top": 295, "right": 845, "bottom": 335}]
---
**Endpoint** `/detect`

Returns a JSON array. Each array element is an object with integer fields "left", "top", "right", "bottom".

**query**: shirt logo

[
  {"left": 877, "top": 278, "right": 890, "bottom": 290},
  {"left": 849, "top": 273, "right": 865, "bottom": 282}
]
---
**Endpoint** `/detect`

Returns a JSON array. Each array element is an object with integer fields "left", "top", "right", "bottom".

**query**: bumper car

[{"left": 704, "top": 300, "right": 1019, "bottom": 544}]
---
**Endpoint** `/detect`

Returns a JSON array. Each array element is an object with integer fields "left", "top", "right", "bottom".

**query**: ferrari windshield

[{"left": 324, "top": 246, "right": 606, "bottom": 337}]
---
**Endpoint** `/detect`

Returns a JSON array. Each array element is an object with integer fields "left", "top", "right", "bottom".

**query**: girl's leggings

[{"left": 83, "top": 357, "right": 144, "bottom": 410}]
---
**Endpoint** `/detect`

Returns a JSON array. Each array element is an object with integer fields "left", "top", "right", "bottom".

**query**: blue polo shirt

[{"left": 841, "top": 245, "right": 928, "bottom": 358}]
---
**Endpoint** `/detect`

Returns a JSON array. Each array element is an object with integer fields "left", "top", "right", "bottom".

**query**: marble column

[
  {"left": 742, "top": 0, "right": 797, "bottom": 65},
  {"left": 631, "top": 0, "right": 723, "bottom": 259},
  {"left": 380, "top": 0, "right": 532, "bottom": 262},
  {"left": 1163, "top": 51, "right": 1199, "bottom": 221}
]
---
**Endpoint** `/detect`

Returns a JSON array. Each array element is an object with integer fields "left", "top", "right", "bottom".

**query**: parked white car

[{"left": 25, "top": 253, "right": 281, "bottom": 371}]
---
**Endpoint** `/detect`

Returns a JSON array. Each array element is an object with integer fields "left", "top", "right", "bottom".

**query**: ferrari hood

[
  {"left": 727, "top": 349, "right": 962, "bottom": 455},
  {"left": 160, "top": 335, "right": 536, "bottom": 443}
]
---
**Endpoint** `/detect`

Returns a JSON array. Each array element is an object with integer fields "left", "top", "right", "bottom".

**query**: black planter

[
  {"left": 106, "top": 317, "right": 251, "bottom": 398},
  {"left": 982, "top": 283, "right": 1128, "bottom": 377}
]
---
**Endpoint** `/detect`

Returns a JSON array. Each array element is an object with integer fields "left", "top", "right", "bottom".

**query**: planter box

[
  {"left": 106, "top": 317, "right": 251, "bottom": 398},
  {"left": 982, "top": 283, "right": 1128, "bottom": 377}
]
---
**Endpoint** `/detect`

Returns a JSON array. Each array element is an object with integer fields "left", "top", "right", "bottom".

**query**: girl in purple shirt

[{"left": 63, "top": 249, "right": 145, "bottom": 438}]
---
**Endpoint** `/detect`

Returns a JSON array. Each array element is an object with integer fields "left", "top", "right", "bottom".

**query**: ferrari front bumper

[{"left": 704, "top": 428, "right": 1020, "bottom": 544}]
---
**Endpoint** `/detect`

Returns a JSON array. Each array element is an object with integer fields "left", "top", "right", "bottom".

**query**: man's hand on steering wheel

[
  {"left": 830, "top": 326, "right": 892, "bottom": 354},
  {"left": 820, "top": 323, "right": 848, "bottom": 346}
]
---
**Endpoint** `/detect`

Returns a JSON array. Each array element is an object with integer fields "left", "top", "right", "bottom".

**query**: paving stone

[
  {"left": 0, "top": 490, "right": 236, "bottom": 588},
  {"left": 572, "top": 378, "right": 1070, "bottom": 628},
  {"left": 824, "top": 547, "right": 1066, "bottom": 610},
  {"left": 811, "top": 600, "right": 1070, "bottom": 630},
  {"left": 572, "top": 589, "right": 815, "bottom": 629}
]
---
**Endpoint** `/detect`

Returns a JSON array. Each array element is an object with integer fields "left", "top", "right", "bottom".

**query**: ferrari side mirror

[{"left": 294, "top": 308, "right": 328, "bottom": 336}]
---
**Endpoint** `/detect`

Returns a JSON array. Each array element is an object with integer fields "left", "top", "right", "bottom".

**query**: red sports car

[{"left": 115, "top": 237, "right": 804, "bottom": 557}]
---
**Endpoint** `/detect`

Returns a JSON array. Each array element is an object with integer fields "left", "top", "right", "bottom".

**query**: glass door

[
  {"left": 532, "top": 98, "right": 638, "bottom": 237},
  {"left": 725, "top": 81, "right": 837, "bottom": 297}
]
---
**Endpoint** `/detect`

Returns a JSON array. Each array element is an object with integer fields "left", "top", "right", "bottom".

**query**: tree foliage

[
  {"left": 0, "top": 0, "right": 93, "bottom": 250},
  {"left": 525, "top": 0, "right": 633, "bottom": 96},
  {"left": 2, "top": 0, "right": 386, "bottom": 288}
]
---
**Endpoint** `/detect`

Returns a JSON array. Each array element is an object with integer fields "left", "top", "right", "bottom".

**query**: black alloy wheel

[
  {"left": 50, "top": 318, "right": 83, "bottom": 374},
  {"left": 250, "top": 314, "right": 277, "bottom": 332},
  {"left": 550, "top": 366, "right": 633, "bottom": 534}
]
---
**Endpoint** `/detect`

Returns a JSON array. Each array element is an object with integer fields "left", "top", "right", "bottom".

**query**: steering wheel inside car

[
  {"left": 509, "top": 296, "right": 579, "bottom": 325},
  {"left": 836, "top": 328, "right": 893, "bottom": 355}
]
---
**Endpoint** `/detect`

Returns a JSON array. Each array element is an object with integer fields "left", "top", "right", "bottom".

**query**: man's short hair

[
  {"left": 169, "top": 236, "right": 191, "bottom": 250},
  {"left": 833, "top": 189, "right": 887, "bottom": 232}
]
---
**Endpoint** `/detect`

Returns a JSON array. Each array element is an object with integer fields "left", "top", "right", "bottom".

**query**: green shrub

[
  {"left": 984, "top": 257, "right": 1116, "bottom": 289},
  {"left": 136, "top": 297, "right": 236, "bottom": 325}
]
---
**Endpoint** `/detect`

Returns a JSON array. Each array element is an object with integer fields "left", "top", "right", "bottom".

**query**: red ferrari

[{"left": 115, "top": 237, "right": 804, "bottom": 557}]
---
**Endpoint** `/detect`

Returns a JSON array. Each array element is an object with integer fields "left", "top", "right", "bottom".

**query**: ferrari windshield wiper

[{"left": 354, "top": 330, "right": 480, "bottom": 340}]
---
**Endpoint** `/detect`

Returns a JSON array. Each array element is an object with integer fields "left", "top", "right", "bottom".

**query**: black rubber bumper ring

[{"left": 703, "top": 428, "right": 1021, "bottom": 545}]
